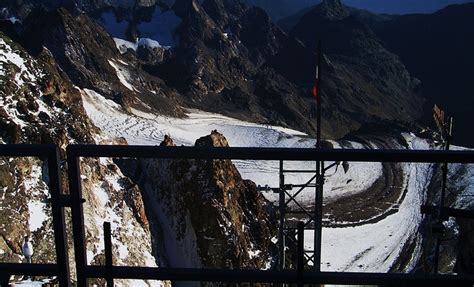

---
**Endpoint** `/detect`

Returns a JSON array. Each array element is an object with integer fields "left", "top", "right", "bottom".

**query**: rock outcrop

[
  {"left": 0, "top": 32, "right": 159, "bottom": 286},
  {"left": 118, "top": 131, "right": 277, "bottom": 269}
]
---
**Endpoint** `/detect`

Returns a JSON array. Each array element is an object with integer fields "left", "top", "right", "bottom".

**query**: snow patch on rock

[
  {"left": 108, "top": 59, "right": 137, "bottom": 91},
  {"left": 24, "top": 164, "right": 49, "bottom": 233}
]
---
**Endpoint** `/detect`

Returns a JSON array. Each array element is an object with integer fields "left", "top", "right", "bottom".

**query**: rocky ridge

[
  {"left": 117, "top": 131, "right": 277, "bottom": 269},
  {"left": 2, "top": 0, "right": 424, "bottom": 142},
  {"left": 0, "top": 30, "right": 278, "bottom": 284},
  {"left": 0, "top": 32, "right": 160, "bottom": 286}
]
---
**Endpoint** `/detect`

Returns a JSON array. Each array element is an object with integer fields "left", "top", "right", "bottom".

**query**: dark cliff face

[
  {"left": 147, "top": 0, "right": 425, "bottom": 139},
  {"left": 280, "top": 1, "right": 474, "bottom": 147},
  {"left": 3, "top": 7, "right": 184, "bottom": 117},
  {"left": 371, "top": 3, "right": 474, "bottom": 147},
  {"left": 21, "top": 8, "right": 121, "bottom": 94},
  {"left": 284, "top": 0, "right": 423, "bottom": 136}
]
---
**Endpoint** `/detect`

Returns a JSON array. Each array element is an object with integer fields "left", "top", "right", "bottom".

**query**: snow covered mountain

[
  {"left": 246, "top": 0, "right": 473, "bottom": 21},
  {"left": 1, "top": 0, "right": 424, "bottom": 141},
  {"left": 1, "top": 0, "right": 474, "bottom": 284}
]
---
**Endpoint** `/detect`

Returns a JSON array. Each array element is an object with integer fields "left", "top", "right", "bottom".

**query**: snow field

[
  {"left": 314, "top": 134, "right": 433, "bottom": 272},
  {"left": 81, "top": 89, "right": 436, "bottom": 272},
  {"left": 82, "top": 89, "right": 382, "bottom": 204}
]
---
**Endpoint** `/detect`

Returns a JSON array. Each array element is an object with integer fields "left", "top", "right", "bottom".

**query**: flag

[{"left": 312, "top": 65, "right": 319, "bottom": 103}]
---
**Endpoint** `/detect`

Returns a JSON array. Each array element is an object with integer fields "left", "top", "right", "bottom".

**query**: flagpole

[
  {"left": 314, "top": 40, "right": 323, "bottom": 272},
  {"left": 316, "top": 40, "right": 322, "bottom": 150}
]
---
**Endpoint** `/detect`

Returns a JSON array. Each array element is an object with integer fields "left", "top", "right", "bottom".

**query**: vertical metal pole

[
  {"left": 314, "top": 40, "right": 323, "bottom": 272},
  {"left": 434, "top": 117, "right": 453, "bottom": 274},
  {"left": 279, "top": 160, "right": 286, "bottom": 270},
  {"left": 315, "top": 41, "right": 322, "bottom": 150},
  {"left": 67, "top": 148, "right": 87, "bottom": 287},
  {"left": 104, "top": 222, "right": 114, "bottom": 287},
  {"left": 297, "top": 221, "right": 304, "bottom": 287},
  {"left": 48, "top": 147, "right": 71, "bottom": 286},
  {"left": 0, "top": 273, "right": 9, "bottom": 287}
]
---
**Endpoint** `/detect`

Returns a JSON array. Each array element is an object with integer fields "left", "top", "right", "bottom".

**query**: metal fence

[
  {"left": 0, "top": 145, "right": 70, "bottom": 286},
  {"left": 1, "top": 144, "right": 474, "bottom": 286}
]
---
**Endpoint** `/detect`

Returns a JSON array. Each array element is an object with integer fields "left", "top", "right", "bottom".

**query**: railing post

[
  {"left": 279, "top": 160, "right": 286, "bottom": 270},
  {"left": 104, "top": 222, "right": 114, "bottom": 287},
  {"left": 47, "top": 146, "right": 71, "bottom": 286},
  {"left": 434, "top": 117, "right": 454, "bottom": 274},
  {"left": 314, "top": 159, "right": 322, "bottom": 272},
  {"left": 0, "top": 272, "right": 9, "bottom": 287},
  {"left": 297, "top": 221, "right": 304, "bottom": 287},
  {"left": 67, "top": 148, "right": 87, "bottom": 287}
]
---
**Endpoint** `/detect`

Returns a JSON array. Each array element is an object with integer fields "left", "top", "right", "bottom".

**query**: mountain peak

[{"left": 318, "top": 0, "right": 349, "bottom": 20}]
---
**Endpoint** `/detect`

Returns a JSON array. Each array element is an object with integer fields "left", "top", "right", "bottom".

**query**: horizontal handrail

[
  {"left": 0, "top": 144, "right": 56, "bottom": 157},
  {"left": 82, "top": 266, "right": 474, "bottom": 286},
  {"left": 0, "top": 263, "right": 58, "bottom": 276},
  {"left": 67, "top": 144, "right": 474, "bottom": 163}
]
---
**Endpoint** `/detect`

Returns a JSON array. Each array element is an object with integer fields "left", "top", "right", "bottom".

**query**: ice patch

[
  {"left": 117, "top": 241, "right": 129, "bottom": 260},
  {"left": 248, "top": 248, "right": 261, "bottom": 259},
  {"left": 114, "top": 38, "right": 137, "bottom": 54},
  {"left": 114, "top": 37, "right": 167, "bottom": 54},
  {"left": 449, "top": 145, "right": 474, "bottom": 209},
  {"left": 9, "top": 279, "right": 52, "bottom": 286},
  {"left": 138, "top": 38, "right": 162, "bottom": 49}
]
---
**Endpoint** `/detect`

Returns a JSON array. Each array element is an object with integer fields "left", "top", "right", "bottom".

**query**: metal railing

[
  {"left": 2, "top": 144, "right": 474, "bottom": 286},
  {"left": 0, "top": 145, "right": 70, "bottom": 287}
]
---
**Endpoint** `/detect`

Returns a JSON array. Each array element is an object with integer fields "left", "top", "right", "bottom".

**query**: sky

[{"left": 343, "top": 0, "right": 473, "bottom": 14}]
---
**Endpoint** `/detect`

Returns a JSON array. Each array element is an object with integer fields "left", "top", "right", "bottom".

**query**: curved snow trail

[
  {"left": 81, "top": 88, "right": 427, "bottom": 272},
  {"left": 313, "top": 135, "right": 433, "bottom": 272},
  {"left": 82, "top": 89, "right": 382, "bottom": 203}
]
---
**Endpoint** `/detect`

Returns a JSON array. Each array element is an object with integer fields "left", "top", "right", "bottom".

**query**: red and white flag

[{"left": 312, "top": 65, "right": 320, "bottom": 103}]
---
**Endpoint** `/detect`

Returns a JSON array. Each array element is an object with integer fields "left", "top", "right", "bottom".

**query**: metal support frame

[
  {"left": 433, "top": 116, "right": 454, "bottom": 274},
  {"left": 65, "top": 144, "right": 474, "bottom": 287},
  {"left": 0, "top": 145, "right": 71, "bottom": 287},
  {"left": 2, "top": 144, "right": 474, "bottom": 285},
  {"left": 278, "top": 165, "right": 319, "bottom": 268},
  {"left": 314, "top": 40, "right": 324, "bottom": 272},
  {"left": 278, "top": 160, "right": 286, "bottom": 270},
  {"left": 67, "top": 150, "right": 87, "bottom": 287},
  {"left": 104, "top": 222, "right": 113, "bottom": 287},
  {"left": 278, "top": 40, "right": 326, "bottom": 270}
]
